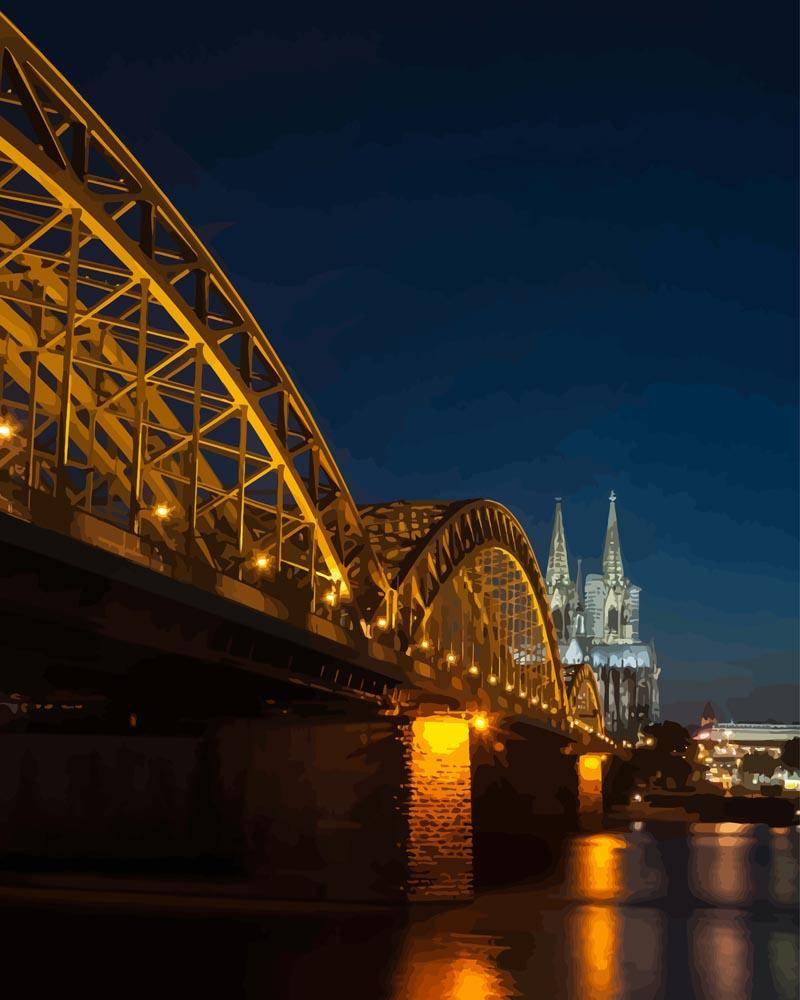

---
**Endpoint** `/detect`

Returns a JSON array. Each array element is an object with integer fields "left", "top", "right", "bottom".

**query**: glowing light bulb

[
  {"left": 420, "top": 638, "right": 431, "bottom": 651},
  {"left": 468, "top": 664, "right": 480, "bottom": 676},
  {"left": 254, "top": 553, "right": 271, "bottom": 571},
  {"left": 472, "top": 712, "right": 488, "bottom": 732},
  {"left": 446, "top": 651, "right": 457, "bottom": 666},
  {"left": 153, "top": 502, "right": 171, "bottom": 520},
  {"left": 324, "top": 589, "right": 337, "bottom": 606},
  {"left": 375, "top": 616, "right": 388, "bottom": 629},
  {"left": 487, "top": 674, "right": 498, "bottom": 686},
  {"left": 0, "top": 420, "right": 13, "bottom": 440},
  {"left": 505, "top": 682, "right": 514, "bottom": 692}
]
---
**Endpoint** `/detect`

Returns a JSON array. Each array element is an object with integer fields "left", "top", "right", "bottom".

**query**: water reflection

[
  {"left": 769, "top": 930, "right": 799, "bottom": 1000},
  {"left": 391, "top": 930, "right": 517, "bottom": 1000},
  {"left": 566, "top": 905, "right": 623, "bottom": 999},
  {"left": 569, "top": 833, "right": 626, "bottom": 900},
  {"left": 769, "top": 829, "right": 799, "bottom": 906},
  {"left": 689, "top": 823, "right": 756, "bottom": 905},
  {"left": 0, "top": 823, "right": 795, "bottom": 1000},
  {"left": 690, "top": 910, "right": 752, "bottom": 1000}
]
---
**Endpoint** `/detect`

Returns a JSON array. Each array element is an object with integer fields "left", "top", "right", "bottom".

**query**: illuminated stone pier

[
  {"left": 403, "top": 715, "right": 474, "bottom": 901},
  {"left": 577, "top": 753, "right": 607, "bottom": 817},
  {"left": 210, "top": 711, "right": 475, "bottom": 903}
]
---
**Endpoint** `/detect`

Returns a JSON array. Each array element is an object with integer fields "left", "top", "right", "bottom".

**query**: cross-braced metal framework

[
  {"left": 0, "top": 15, "right": 611, "bottom": 742},
  {"left": 0, "top": 14, "right": 390, "bottom": 626},
  {"left": 362, "top": 500, "right": 578, "bottom": 721},
  {"left": 564, "top": 662, "right": 604, "bottom": 733}
]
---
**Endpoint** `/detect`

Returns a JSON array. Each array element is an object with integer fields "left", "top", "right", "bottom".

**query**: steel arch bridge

[{"left": 0, "top": 15, "right": 606, "bottom": 743}]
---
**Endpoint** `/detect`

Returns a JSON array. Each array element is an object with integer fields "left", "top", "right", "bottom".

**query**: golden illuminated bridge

[{"left": 0, "top": 14, "right": 614, "bottom": 902}]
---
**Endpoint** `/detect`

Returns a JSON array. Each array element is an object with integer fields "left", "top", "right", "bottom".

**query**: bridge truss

[
  {"left": 0, "top": 13, "right": 390, "bottom": 629},
  {"left": 0, "top": 15, "right": 606, "bottom": 740}
]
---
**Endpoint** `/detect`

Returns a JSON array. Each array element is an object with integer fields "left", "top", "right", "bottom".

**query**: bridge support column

[
  {"left": 402, "top": 715, "right": 473, "bottom": 902},
  {"left": 210, "top": 711, "right": 474, "bottom": 904},
  {"left": 576, "top": 752, "right": 606, "bottom": 818}
]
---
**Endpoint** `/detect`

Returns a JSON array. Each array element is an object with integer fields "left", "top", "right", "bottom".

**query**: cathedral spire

[
  {"left": 573, "top": 557, "right": 586, "bottom": 636},
  {"left": 546, "top": 498, "right": 571, "bottom": 589},
  {"left": 602, "top": 490, "right": 625, "bottom": 582}
]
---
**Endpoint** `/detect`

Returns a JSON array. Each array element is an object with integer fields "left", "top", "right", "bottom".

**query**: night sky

[{"left": 13, "top": 3, "right": 797, "bottom": 723}]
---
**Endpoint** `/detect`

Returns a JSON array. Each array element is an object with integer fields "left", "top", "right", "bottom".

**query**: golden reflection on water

[
  {"left": 391, "top": 931, "right": 517, "bottom": 1000},
  {"left": 570, "top": 833, "right": 627, "bottom": 900},
  {"left": 690, "top": 910, "right": 752, "bottom": 1000},
  {"left": 567, "top": 904, "right": 623, "bottom": 1000},
  {"left": 689, "top": 823, "right": 755, "bottom": 905}
]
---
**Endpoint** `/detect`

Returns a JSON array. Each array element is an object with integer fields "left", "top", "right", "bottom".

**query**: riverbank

[{"left": 614, "top": 790, "right": 799, "bottom": 827}]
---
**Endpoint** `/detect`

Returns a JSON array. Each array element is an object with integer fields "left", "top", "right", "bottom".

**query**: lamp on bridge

[
  {"left": 152, "top": 502, "right": 172, "bottom": 521},
  {"left": 472, "top": 712, "right": 489, "bottom": 733},
  {"left": 254, "top": 553, "right": 273, "bottom": 572},
  {"left": 0, "top": 405, "right": 18, "bottom": 442},
  {"left": 375, "top": 616, "right": 388, "bottom": 630},
  {"left": 446, "top": 651, "right": 458, "bottom": 666},
  {"left": 487, "top": 674, "right": 498, "bottom": 686}
]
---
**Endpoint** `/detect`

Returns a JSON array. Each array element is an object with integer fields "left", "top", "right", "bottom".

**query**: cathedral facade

[{"left": 545, "top": 493, "right": 661, "bottom": 740}]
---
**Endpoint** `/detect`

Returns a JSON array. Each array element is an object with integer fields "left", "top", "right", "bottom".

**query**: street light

[{"left": 472, "top": 712, "right": 489, "bottom": 732}]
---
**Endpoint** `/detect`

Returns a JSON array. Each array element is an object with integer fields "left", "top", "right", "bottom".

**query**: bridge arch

[
  {"left": 0, "top": 14, "right": 389, "bottom": 623},
  {"left": 361, "top": 500, "right": 569, "bottom": 715},
  {"left": 565, "top": 662, "right": 605, "bottom": 736}
]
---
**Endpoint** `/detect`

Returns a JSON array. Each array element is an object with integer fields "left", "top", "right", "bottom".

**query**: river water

[{"left": 3, "top": 822, "right": 797, "bottom": 998}]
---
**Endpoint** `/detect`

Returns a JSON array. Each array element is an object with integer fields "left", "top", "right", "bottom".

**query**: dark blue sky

[{"left": 14, "top": 3, "right": 797, "bottom": 721}]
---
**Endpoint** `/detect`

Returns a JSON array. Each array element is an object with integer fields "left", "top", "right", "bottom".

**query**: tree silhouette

[{"left": 781, "top": 737, "right": 799, "bottom": 771}]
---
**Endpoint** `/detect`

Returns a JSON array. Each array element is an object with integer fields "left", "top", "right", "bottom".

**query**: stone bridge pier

[
  {"left": 206, "top": 707, "right": 607, "bottom": 901},
  {"left": 0, "top": 705, "right": 609, "bottom": 904}
]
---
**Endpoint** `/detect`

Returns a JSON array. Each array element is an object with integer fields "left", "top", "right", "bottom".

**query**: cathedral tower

[
  {"left": 546, "top": 499, "right": 575, "bottom": 640},
  {"left": 546, "top": 492, "right": 660, "bottom": 738}
]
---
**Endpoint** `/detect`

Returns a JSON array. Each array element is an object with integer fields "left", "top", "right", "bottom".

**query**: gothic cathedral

[{"left": 545, "top": 493, "right": 661, "bottom": 740}]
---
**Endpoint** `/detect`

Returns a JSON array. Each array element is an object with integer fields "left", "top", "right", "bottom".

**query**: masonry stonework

[{"left": 401, "top": 716, "right": 474, "bottom": 902}]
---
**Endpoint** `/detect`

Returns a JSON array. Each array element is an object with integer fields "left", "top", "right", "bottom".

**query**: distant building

[
  {"left": 694, "top": 721, "right": 800, "bottom": 750},
  {"left": 692, "top": 721, "right": 800, "bottom": 790},
  {"left": 545, "top": 493, "right": 660, "bottom": 741}
]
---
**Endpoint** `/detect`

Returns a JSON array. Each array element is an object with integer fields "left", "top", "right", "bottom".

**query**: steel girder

[
  {"left": 564, "top": 661, "right": 605, "bottom": 735},
  {"left": 362, "top": 499, "right": 572, "bottom": 719},
  {"left": 0, "top": 14, "right": 389, "bottom": 622}
]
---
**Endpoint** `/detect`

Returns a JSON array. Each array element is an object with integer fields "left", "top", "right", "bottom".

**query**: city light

[
  {"left": 0, "top": 418, "right": 14, "bottom": 440},
  {"left": 324, "top": 589, "right": 337, "bottom": 606},
  {"left": 472, "top": 712, "right": 489, "bottom": 732},
  {"left": 413, "top": 716, "right": 469, "bottom": 757},
  {"left": 446, "top": 651, "right": 457, "bottom": 665},
  {"left": 254, "top": 553, "right": 272, "bottom": 571},
  {"left": 419, "top": 638, "right": 431, "bottom": 651},
  {"left": 375, "top": 616, "right": 387, "bottom": 629},
  {"left": 487, "top": 674, "right": 498, "bottom": 685},
  {"left": 153, "top": 502, "right": 172, "bottom": 520}
]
